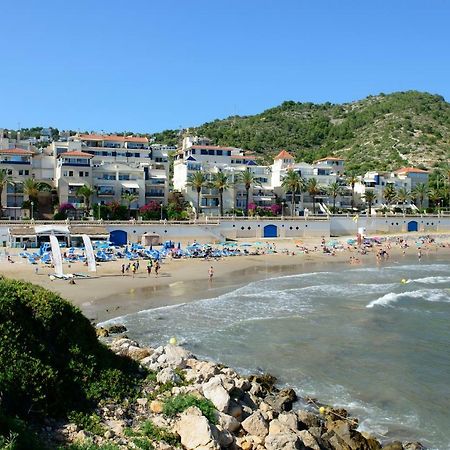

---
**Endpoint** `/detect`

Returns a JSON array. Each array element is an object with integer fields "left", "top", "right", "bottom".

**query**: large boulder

[
  {"left": 217, "top": 412, "right": 241, "bottom": 433},
  {"left": 264, "top": 432, "right": 301, "bottom": 450},
  {"left": 322, "top": 420, "right": 377, "bottom": 450},
  {"left": 159, "top": 344, "right": 193, "bottom": 369},
  {"left": 297, "top": 430, "right": 321, "bottom": 450},
  {"left": 202, "top": 376, "right": 231, "bottom": 413},
  {"left": 264, "top": 388, "right": 297, "bottom": 413},
  {"left": 175, "top": 406, "right": 219, "bottom": 449},
  {"left": 241, "top": 411, "right": 269, "bottom": 439},
  {"left": 156, "top": 367, "right": 182, "bottom": 385},
  {"left": 382, "top": 442, "right": 404, "bottom": 450},
  {"left": 297, "top": 410, "right": 322, "bottom": 429}
]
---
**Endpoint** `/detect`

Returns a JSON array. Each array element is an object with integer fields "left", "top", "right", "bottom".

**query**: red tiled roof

[
  {"left": 395, "top": 167, "right": 428, "bottom": 174},
  {"left": 58, "top": 151, "right": 94, "bottom": 158},
  {"left": 78, "top": 134, "right": 148, "bottom": 143},
  {"left": 0, "top": 148, "right": 33, "bottom": 155},
  {"left": 274, "top": 150, "right": 294, "bottom": 160},
  {"left": 314, "top": 156, "right": 345, "bottom": 162}
]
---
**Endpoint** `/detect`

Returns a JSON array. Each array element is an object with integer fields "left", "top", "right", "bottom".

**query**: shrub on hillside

[{"left": 0, "top": 278, "right": 143, "bottom": 422}]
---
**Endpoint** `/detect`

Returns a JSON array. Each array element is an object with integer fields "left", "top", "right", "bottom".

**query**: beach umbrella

[{"left": 240, "top": 243, "right": 252, "bottom": 247}]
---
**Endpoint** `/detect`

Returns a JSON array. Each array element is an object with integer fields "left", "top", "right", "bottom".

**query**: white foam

[
  {"left": 413, "top": 276, "right": 450, "bottom": 284},
  {"left": 367, "top": 289, "right": 450, "bottom": 309}
]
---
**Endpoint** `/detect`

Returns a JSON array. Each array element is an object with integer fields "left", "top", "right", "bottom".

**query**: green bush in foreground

[
  {"left": 163, "top": 394, "right": 217, "bottom": 424},
  {"left": 0, "top": 278, "right": 145, "bottom": 447}
]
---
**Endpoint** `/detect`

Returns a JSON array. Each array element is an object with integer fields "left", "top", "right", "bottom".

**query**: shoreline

[{"left": 1, "top": 232, "right": 449, "bottom": 323}]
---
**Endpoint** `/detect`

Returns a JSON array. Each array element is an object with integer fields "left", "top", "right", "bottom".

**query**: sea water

[{"left": 103, "top": 258, "right": 450, "bottom": 449}]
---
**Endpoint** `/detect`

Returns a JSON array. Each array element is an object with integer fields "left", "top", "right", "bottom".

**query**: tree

[
  {"left": 238, "top": 169, "right": 260, "bottom": 216},
  {"left": 396, "top": 187, "right": 410, "bottom": 215},
  {"left": 23, "top": 178, "right": 52, "bottom": 219},
  {"left": 0, "top": 169, "right": 12, "bottom": 215},
  {"left": 363, "top": 189, "right": 377, "bottom": 215},
  {"left": 411, "top": 183, "right": 428, "bottom": 211},
  {"left": 281, "top": 169, "right": 305, "bottom": 216},
  {"left": 383, "top": 184, "right": 397, "bottom": 208},
  {"left": 210, "top": 171, "right": 229, "bottom": 216},
  {"left": 327, "top": 181, "right": 342, "bottom": 213},
  {"left": 187, "top": 172, "right": 208, "bottom": 219},
  {"left": 346, "top": 173, "right": 358, "bottom": 210},
  {"left": 428, "top": 188, "right": 442, "bottom": 212},
  {"left": 76, "top": 184, "right": 95, "bottom": 215},
  {"left": 306, "top": 178, "right": 320, "bottom": 214},
  {"left": 121, "top": 192, "right": 138, "bottom": 219}
]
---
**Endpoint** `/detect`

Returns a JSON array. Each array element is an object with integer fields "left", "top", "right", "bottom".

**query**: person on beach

[
  {"left": 154, "top": 261, "right": 160, "bottom": 277},
  {"left": 418, "top": 248, "right": 422, "bottom": 261},
  {"left": 131, "top": 263, "right": 136, "bottom": 278},
  {"left": 147, "top": 259, "right": 153, "bottom": 276},
  {"left": 208, "top": 266, "right": 214, "bottom": 281},
  {"left": 121, "top": 263, "right": 125, "bottom": 276}
]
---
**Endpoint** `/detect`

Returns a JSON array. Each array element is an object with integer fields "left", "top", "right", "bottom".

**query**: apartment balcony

[
  {"left": 0, "top": 158, "right": 31, "bottom": 165},
  {"left": 145, "top": 191, "right": 165, "bottom": 198}
]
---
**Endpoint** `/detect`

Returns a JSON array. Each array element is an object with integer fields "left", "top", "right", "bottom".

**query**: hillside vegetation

[{"left": 190, "top": 91, "right": 450, "bottom": 173}]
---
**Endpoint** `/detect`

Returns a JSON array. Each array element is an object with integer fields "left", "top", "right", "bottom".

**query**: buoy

[
  {"left": 319, "top": 406, "right": 326, "bottom": 415},
  {"left": 169, "top": 336, "right": 177, "bottom": 345},
  {"left": 401, "top": 279, "right": 407, "bottom": 284}
]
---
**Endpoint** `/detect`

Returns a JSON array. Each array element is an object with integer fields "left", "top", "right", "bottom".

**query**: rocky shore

[{"left": 46, "top": 333, "right": 426, "bottom": 450}]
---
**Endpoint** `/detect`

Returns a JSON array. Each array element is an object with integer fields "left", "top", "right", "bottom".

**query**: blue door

[
  {"left": 263, "top": 224, "right": 278, "bottom": 238},
  {"left": 407, "top": 221, "right": 418, "bottom": 232},
  {"left": 110, "top": 230, "right": 127, "bottom": 246}
]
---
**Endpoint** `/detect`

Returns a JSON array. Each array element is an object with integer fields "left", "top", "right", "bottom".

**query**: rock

[
  {"left": 75, "top": 430, "right": 91, "bottom": 442},
  {"left": 278, "top": 412, "right": 298, "bottom": 431},
  {"left": 297, "top": 410, "right": 322, "bottom": 429},
  {"left": 404, "top": 443, "right": 425, "bottom": 450},
  {"left": 264, "top": 388, "right": 297, "bottom": 413},
  {"left": 216, "top": 426, "right": 234, "bottom": 448},
  {"left": 235, "top": 378, "right": 252, "bottom": 391},
  {"left": 127, "top": 346, "right": 152, "bottom": 361},
  {"left": 264, "top": 432, "right": 300, "bottom": 450},
  {"left": 150, "top": 400, "right": 164, "bottom": 414},
  {"left": 159, "top": 344, "right": 193, "bottom": 369},
  {"left": 202, "top": 376, "right": 230, "bottom": 413},
  {"left": 217, "top": 412, "right": 241, "bottom": 433},
  {"left": 322, "top": 420, "right": 374, "bottom": 450},
  {"left": 96, "top": 327, "right": 109, "bottom": 337},
  {"left": 240, "top": 440, "right": 253, "bottom": 450},
  {"left": 248, "top": 374, "right": 277, "bottom": 393},
  {"left": 175, "top": 406, "right": 220, "bottom": 450},
  {"left": 136, "top": 397, "right": 148, "bottom": 407},
  {"left": 157, "top": 367, "right": 182, "bottom": 385},
  {"left": 241, "top": 411, "right": 269, "bottom": 439},
  {"left": 104, "top": 419, "right": 125, "bottom": 436},
  {"left": 104, "top": 430, "right": 114, "bottom": 439},
  {"left": 298, "top": 430, "right": 321, "bottom": 450},
  {"left": 383, "top": 442, "right": 404, "bottom": 450},
  {"left": 107, "top": 324, "right": 127, "bottom": 334}
]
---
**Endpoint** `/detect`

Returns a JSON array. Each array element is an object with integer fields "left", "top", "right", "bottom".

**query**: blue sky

[{"left": 1, "top": 0, "right": 449, "bottom": 133}]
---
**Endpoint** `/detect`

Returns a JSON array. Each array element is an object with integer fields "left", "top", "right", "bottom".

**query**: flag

[{"left": 352, "top": 214, "right": 359, "bottom": 223}]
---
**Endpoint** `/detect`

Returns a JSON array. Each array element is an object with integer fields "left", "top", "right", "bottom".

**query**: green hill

[{"left": 187, "top": 91, "right": 450, "bottom": 173}]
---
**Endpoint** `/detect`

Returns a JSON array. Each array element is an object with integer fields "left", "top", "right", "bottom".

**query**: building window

[
  {"left": 191, "top": 149, "right": 196, "bottom": 155},
  {"left": 63, "top": 171, "right": 68, "bottom": 177},
  {"left": 18, "top": 170, "right": 23, "bottom": 176},
  {"left": 216, "top": 150, "right": 223, "bottom": 156},
  {"left": 79, "top": 171, "right": 84, "bottom": 177},
  {"left": 85, "top": 172, "right": 89, "bottom": 177},
  {"left": 25, "top": 170, "right": 29, "bottom": 175},
  {"left": 201, "top": 149, "right": 208, "bottom": 155},
  {"left": 69, "top": 171, "right": 73, "bottom": 176}
]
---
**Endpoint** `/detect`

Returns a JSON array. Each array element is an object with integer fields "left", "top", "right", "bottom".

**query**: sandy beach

[{"left": 1, "top": 232, "right": 449, "bottom": 323}]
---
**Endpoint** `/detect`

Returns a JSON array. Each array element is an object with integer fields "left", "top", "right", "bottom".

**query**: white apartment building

[
  {"left": 51, "top": 134, "right": 170, "bottom": 215},
  {"left": 174, "top": 141, "right": 276, "bottom": 215},
  {"left": 354, "top": 167, "right": 429, "bottom": 211}
]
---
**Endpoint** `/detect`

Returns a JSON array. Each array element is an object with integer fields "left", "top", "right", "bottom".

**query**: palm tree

[
  {"left": 76, "top": 184, "right": 95, "bottom": 215},
  {"left": 396, "top": 187, "right": 410, "bottom": 215},
  {"left": 23, "top": 178, "right": 51, "bottom": 219},
  {"left": 383, "top": 184, "right": 397, "bottom": 209},
  {"left": 327, "top": 181, "right": 342, "bottom": 213},
  {"left": 121, "top": 192, "right": 138, "bottom": 219},
  {"left": 210, "top": 171, "right": 229, "bottom": 217},
  {"left": 0, "top": 169, "right": 12, "bottom": 215},
  {"left": 238, "top": 169, "right": 260, "bottom": 216},
  {"left": 281, "top": 169, "right": 305, "bottom": 216},
  {"left": 187, "top": 171, "right": 208, "bottom": 219},
  {"left": 411, "top": 183, "right": 428, "bottom": 211},
  {"left": 346, "top": 173, "right": 358, "bottom": 210},
  {"left": 306, "top": 178, "right": 320, "bottom": 214},
  {"left": 428, "top": 188, "right": 442, "bottom": 212},
  {"left": 363, "top": 189, "right": 377, "bottom": 215}
]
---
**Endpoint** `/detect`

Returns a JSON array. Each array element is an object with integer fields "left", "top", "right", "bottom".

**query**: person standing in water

[{"left": 208, "top": 266, "right": 214, "bottom": 281}]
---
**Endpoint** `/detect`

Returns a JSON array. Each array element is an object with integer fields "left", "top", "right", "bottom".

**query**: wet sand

[{"left": 1, "top": 232, "right": 449, "bottom": 323}]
